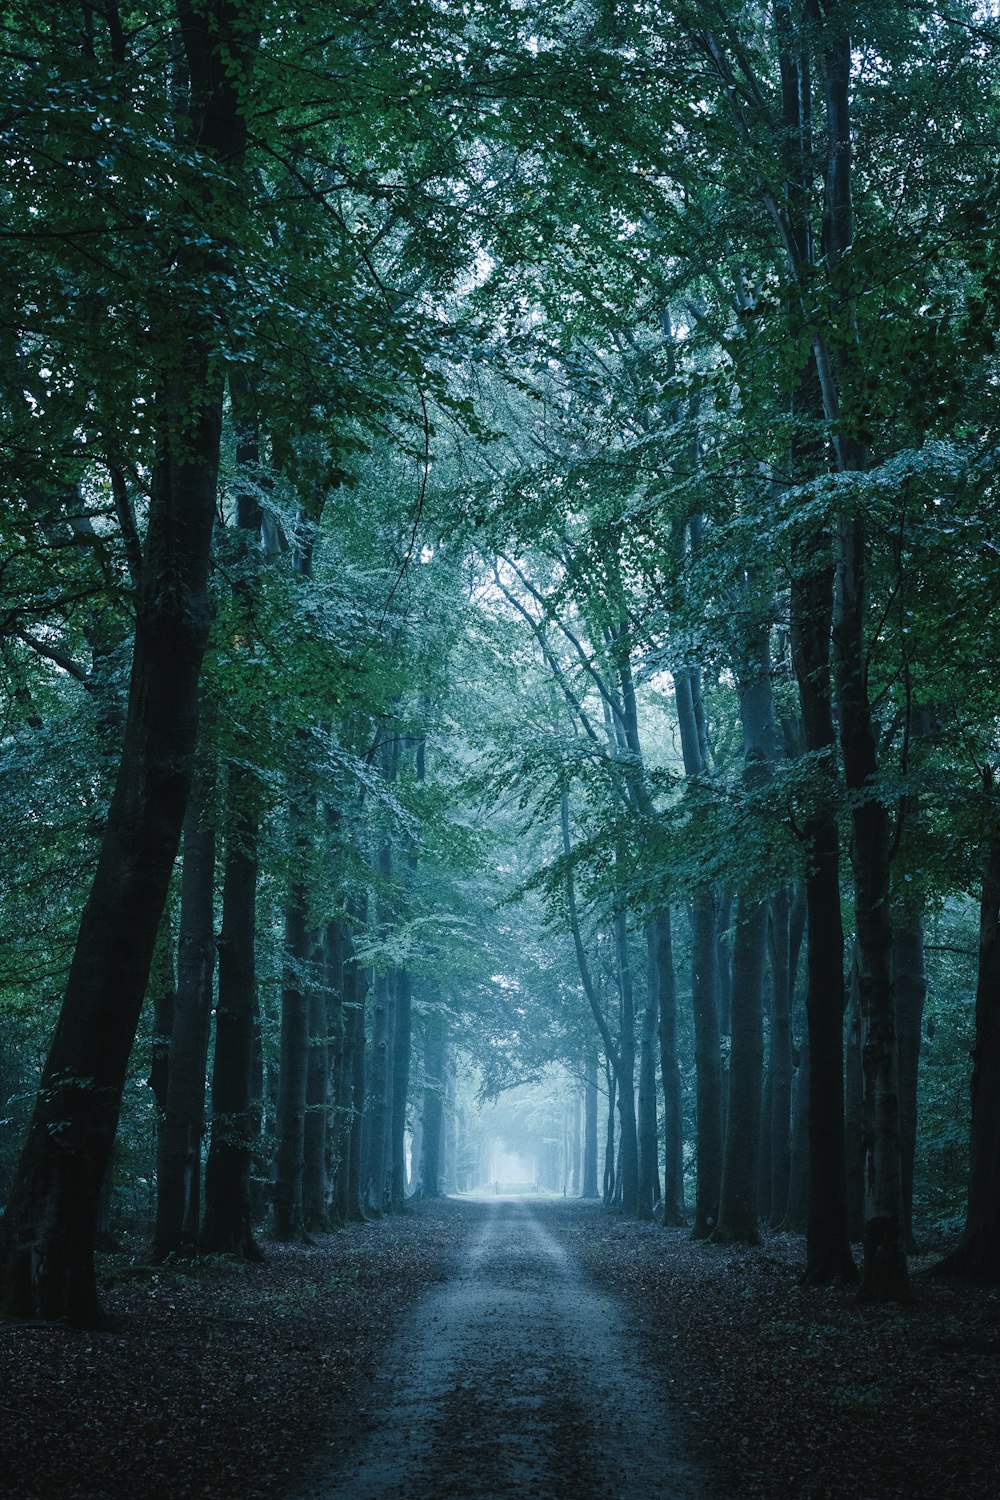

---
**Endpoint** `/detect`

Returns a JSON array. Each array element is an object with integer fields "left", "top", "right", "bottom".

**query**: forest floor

[{"left": 1, "top": 1197, "right": 998, "bottom": 1500}]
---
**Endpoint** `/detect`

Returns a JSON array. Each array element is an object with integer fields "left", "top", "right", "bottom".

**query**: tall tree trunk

[
  {"left": 419, "top": 1003, "right": 446, "bottom": 1199},
  {"left": 366, "top": 965, "right": 392, "bottom": 1213},
  {"left": 769, "top": 888, "right": 794, "bottom": 1226},
  {"left": 202, "top": 767, "right": 261, "bottom": 1260},
  {"left": 327, "top": 917, "right": 350, "bottom": 1227},
  {"left": 676, "top": 661, "right": 723, "bottom": 1238},
  {"left": 715, "top": 626, "right": 775, "bottom": 1244},
  {"left": 444, "top": 1056, "right": 459, "bottom": 1195},
  {"left": 650, "top": 912, "right": 684, "bottom": 1224},
  {"left": 614, "top": 909, "right": 639, "bottom": 1217},
  {"left": 767, "top": 0, "right": 858, "bottom": 1288},
  {"left": 390, "top": 968, "right": 413, "bottom": 1212},
  {"left": 302, "top": 970, "right": 330, "bottom": 1234},
  {"left": 894, "top": 916, "right": 925, "bottom": 1253},
  {"left": 715, "top": 899, "right": 766, "bottom": 1244},
  {"left": 571, "top": 1086, "right": 582, "bottom": 1196},
  {"left": 148, "top": 904, "right": 177, "bottom": 1252},
  {"left": 690, "top": 895, "right": 723, "bottom": 1238},
  {"left": 0, "top": 5, "right": 253, "bottom": 1324},
  {"left": 326, "top": 912, "right": 350, "bottom": 1230},
  {"left": 811, "top": 0, "right": 906, "bottom": 1303},
  {"left": 583, "top": 1052, "right": 600, "bottom": 1199},
  {"left": 346, "top": 921, "right": 368, "bottom": 1224},
  {"left": 844, "top": 952, "right": 865, "bottom": 1241},
  {"left": 638, "top": 925, "right": 661, "bottom": 1221},
  {"left": 153, "top": 794, "right": 214, "bottom": 1259},
  {"left": 274, "top": 880, "right": 315, "bottom": 1242},
  {"left": 937, "top": 773, "right": 1000, "bottom": 1280},
  {"left": 203, "top": 364, "right": 264, "bottom": 1254},
  {"left": 603, "top": 1062, "right": 618, "bottom": 1207},
  {"left": 784, "top": 1028, "right": 810, "bottom": 1234}
]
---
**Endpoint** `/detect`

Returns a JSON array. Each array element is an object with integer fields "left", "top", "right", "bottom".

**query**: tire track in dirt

[{"left": 301, "top": 1198, "right": 702, "bottom": 1500}]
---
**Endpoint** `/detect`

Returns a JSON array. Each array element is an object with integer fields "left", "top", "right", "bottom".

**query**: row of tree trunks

[{"left": 0, "top": 3, "right": 255, "bottom": 1324}]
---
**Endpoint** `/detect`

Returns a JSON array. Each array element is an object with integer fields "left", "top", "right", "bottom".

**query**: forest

[{"left": 1, "top": 2, "right": 1000, "bottom": 1498}]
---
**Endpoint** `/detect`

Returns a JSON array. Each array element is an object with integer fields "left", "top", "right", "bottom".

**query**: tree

[{"left": 1, "top": 0, "right": 257, "bottom": 1324}]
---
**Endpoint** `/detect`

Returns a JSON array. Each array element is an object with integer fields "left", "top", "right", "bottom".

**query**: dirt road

[{"left": 302, "top": 1198, "right": 702, "bottom": 1500}]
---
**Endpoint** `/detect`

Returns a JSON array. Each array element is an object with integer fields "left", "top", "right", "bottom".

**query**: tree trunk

[
  {"left": 784, "top": 1027, "right": 809, "bottom": 1234},
  {"left": 153, "top": 795, "right": 214, "bottom": 1259},
  {"left": 638, "top": 924, "right": 661, "bottom": 1221},
  {"left": 148, "top": 903, "right": 176, "bottom": 1252},
  {"left": 650, "top": 911, "right": 684, "bottom": 1224},
  {"left": 419, "top": 1003, "right": 446, "bottom": 1199},
  {"left": 614, "top": 909, "right": 639, "bottom": 1216},
  {"left": 715, "top": 897, "right": 767, "bottom": 1244},
  {"left": 937, "top": 776, "right": 1000, "bottom": 1280},
  {"left": 302, "top": 949, "right": 330, "bottom": 1234},
  {"left": 690, "top": 894, "right": 723, "bottom": 1238},
  {"left": 715, "top": 626, "right": 775, "bottom": 1244},
  {"left": 0, "top": 5, "right": 253, "bottom": 1324},
  {"left": 603, "top": 1062, "right": 617, "bottom": 1206},
  {"left": 366, "top": 964, "right": 392, "bottom": 1213},
  {"left": 844, "top": 952, "right": 865, "bottom": 1241},
  {"left": 274, "top": 879, "right": 315, "bottom": 1242},
  {"left": 346, "top": 923, "right": 368, "bottom": 1224},
  {"left": 326, "top": 917, "right": 350, "bottom": 1227},
  {"left": 390, "top": 968, "right": 413, "bottom": 1211},
  {"left": 583, "top": 1052, "right": 600, "bottom": 1198},
  {"left": 894, "top": 916, "right": 926, "bottom": 1253},
  {"left": 768, "top": 888, "right": 794, "bottom": 1226},
  {"left": 202, "top": 767, "right": 262, "bottom": 1260},
  {"left": 811, "top": 0, "right": 907, "bottom": 1304},
  {"left": 444, "top": 1055, "right": 459, "bottom": 1195},
  {"left": 676, "top": 661, "right": 722, "bottom": 1238}
]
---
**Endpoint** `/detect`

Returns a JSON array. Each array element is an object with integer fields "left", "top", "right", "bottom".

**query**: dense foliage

[{"left": 2, "top": 0, "right": 1000, "bottom": 1331}]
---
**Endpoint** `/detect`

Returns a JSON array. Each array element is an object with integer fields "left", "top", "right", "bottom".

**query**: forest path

[{"left": 300, "top": 1197, "right": 702, "bottom": 1500}]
